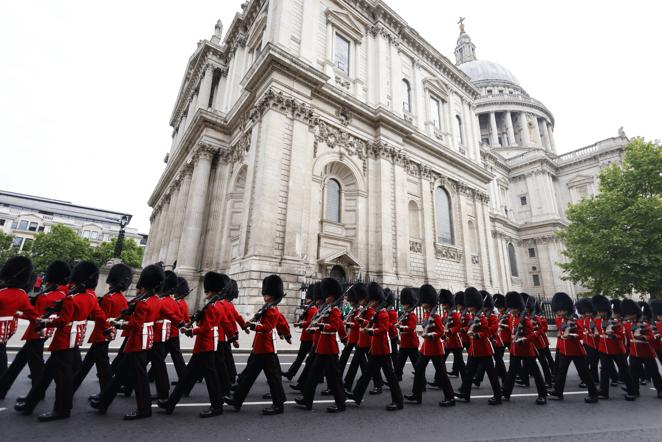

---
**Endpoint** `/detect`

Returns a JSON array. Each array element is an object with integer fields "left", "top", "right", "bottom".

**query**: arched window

[
  {"left": 467, "top": 220, "right": 477, "bottom": 256},
  {"left": 402, "top": 79, "right": 411, "bottom": 113},
  {"left": 455, "top": 115, "right": 464, "bottom": 145},
  {"left": 325, "top": 178, "right": 341, "bottom": 223},
  {"left": 508, "top": 243, "right": 519, "bottom": 277},
  {"left": 435, "top": 187, "right": 454, "bottom": 245},
  {"left": 408, "top": 201, "right": 420, "bottom": 239},
  {"left": 330, "top": 265, "right": 346, "bottom": 282}
]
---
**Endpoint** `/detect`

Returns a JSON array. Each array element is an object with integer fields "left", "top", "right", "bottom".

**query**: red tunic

[
  {"left": 276, "top": 310, "right": 291, "bottom": 339},
  {"left": 369, "top": 309, "right": 392, "bottom": 356},
  {"left": 154, "top": 296, "right": 183, "bottom": 343},
  {"left": 626, "top": 320, "right": 656, "bottom": 359},
  {"left": 557, "top": 316, "right": 586, "bottom": 357},
  {"left": 444, "top": 310, "right": 463, "bottom": 350},
  {"left": 192, "top": 302, "right": 220, "bottom": 354},
  {"left": 596, "top": 317, "right": 626, "bottom": 355},
  {"left": 316, "top": 306, "right": 346, "bottom": 355},
  {"left": 0, "top": 288, "right": 37, "bottom": 343},
  {"left": 420, "top": 313, "right": 445, "bottom": 356},
  {"left": 485, "top": 312, "right": 501, "bottom": 348},
  {"left": 122, "top": 294, "right": 161, "bottom": 352},
  {"left": 387, "top": 308, "right": 398, "bottom": 340},
  {"left": 214, "top": 300, "right": 235, "bottom": 343},
  {"left": 252, "top": 307, "right": 278, "bottom": 354},
  {"left": 498, "top": 312, "right": 512, "bottom": 348},
  {"left": 580, "top": 316, "right": 598, "bottom": 348},
  {"left": 459, "top": 311, "right": 471, "bottom": 346},
  {"left": 533, "top": 315, "right": 549, "bottom": 349},
  {"left": 468, "top": 313, "right": 494, "bottom": 357},
  {"left": 89, "top": 291, "right": 128, "bottom": 343},
  {"left": 22, "top": 286, "right": 67, "bottom": 341},
  {"left": 508, "top": 314, "right": 538, "bottom": 357},
  {"left": 398, "top": 311, "right": 419, "bottom": 349},
  {"left": 655, "top": 321, "right": 662, "bottom": 353},
  {"left": 49, "top": 289, "right": 108, "bottom": 351},
  {"left": 357, "top": 307, "right": 375, "bottom": 348},
  {"left": 300, "top": 305, "right": 318, "bottom": 343}
]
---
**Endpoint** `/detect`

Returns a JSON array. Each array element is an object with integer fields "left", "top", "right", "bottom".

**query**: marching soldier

[
  {"left": 290, "top": 282, "right": 322, "bottom": 392},
  {"left": 338, "top": 284, "right": 363, "bottom": 376},
  {"left": 73, "top": 263, "right": 131, "bottom": 397},
  {"left": 653, "top": 300, "right": 662, "bottom": 366},
  {"left": 347, "top": 282, "right": 403, "bottom": 411},
  {"left": 223, "top": 279, "right": 245, "bottom": 385},
  {"left": 224, "top": 275, "right": 287, "bottom": 415},
  {"left": 621, "top": 300, "right": 662, "bottom": 398},
  {"left": 526, "top": 298, "right": 552, "bottom": 389},
  {"left": 576, "top": 298, "right": 600, "bottom": 386},
  {"left": 384, "top": 288, "right": 399, "bottom": 368},
  {"left": 166, "top": 277, "right": 190, "bottom": 381},
  {"left": 451, "top": 291, "right": 468, "bottom": 378},
  {"left": 394, "top": 287, "right": 419, "bottom": 381},
  {"left": 440, "top": 289, "right": 464, "bottom": 381},
  {"left": 547, "top": 292, "right": 599, "bottom": 403},
  {"left": 0, "top": 260, "right": 68, "bottom": 399},
  {"left": 285, "top": 285, "right": 316, "bottom": 380},
  {"left": 404, "top": 284, "right": 455, "bottom": 407},
  {"left": 473, "top": 291, "right": 507, "bottom": 384},
  {"left": 212, "top": 275, "right": 235, "bottom": 397},
  {"left": 295, "top": 278, "right": 347, "bottom": 412},
  {"left": 89, "top": 264, "right": 163, "bottom": 420},
  {"left": 17, "top": 261, "right": 109, "bottom": 421}
]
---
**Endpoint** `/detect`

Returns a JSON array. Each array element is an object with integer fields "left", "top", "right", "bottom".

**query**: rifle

[
  {"left": 559, "top": 313, "right": 579, "bottom": 339},
  {"left": 35, "top": 283, "right": 89, "bottom": 331},
  {"left": 343, "top": 305, "right": 365, "bottom": 326},
  {"left": 513, "top": 308, "right": 528, "bottom": 343},
  {"left": 396, "top": 305, "right": 415, "bottom": 328},
  {"left": 419, "top": 304, "right": 439, "bottom": 339},
  {"left": 467, "top": 312, "right": 482, "bottom": 338},
  {"left": 307, "top": 296, "right": 345, "bottom": 331}
]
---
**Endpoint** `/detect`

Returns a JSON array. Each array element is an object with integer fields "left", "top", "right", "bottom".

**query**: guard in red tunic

[
  {"left": 224, "top": 279, "right": 245, "bottom": 384},
  {"left": 166, "top": 277, "right": 190, "bottom": 381},
  {"left": 405, "top": 284, "right": 455, "bottom": 407},
  {"left": 385, "top": 288, "right": 399, "bottom": 368},
  {"left": 0, "top": 261, "right": 68, "bottom": 399},
  {"left": 473, "top": 291, "right": 507, "bottom": 385},
  {"left": 158, "top": 272, "right": 226, "bottom": 418},
  {"left": 0, "top": 257, "right": 38, "bottom": 383},
  {"left": 455, "top": 288, "right": 502, "bottom": 405},
  {"left": 440, "top": 289, "right": 464, "bottom": 382},
  {"left": 652, "top": 300, "right": 662, "bottom": 367},
  {"left": 338, "top": 284, "right": 363, "bottom": 376},
  {"left": 17, "top": 261, "right": 109, "bottom": 421},
  {"left": 224, "top": 275, "right": 287, "bottom": 415},
  {"left": 592, "top": 294, "right": 636, "bottom": 400},
  {"left": 90, "top": 264, "right": 164, "bottom": 420},
  {"left": 347, "top": 282, "right": 403, "bottom": 411},
  {"left": 394, "top": 288, "right": 419, "bottom": 381},
  {"left": 622, "top": 300, "right": 662, "bottom": 398},
  {"left": 547, "top": 292, "right": 599, "bottom": 403},
  {"left": 576, "top": 298, "right": 599, "bottom": 386},
  {"left": 73, "top": 263, "right": 131, "bottom": 397},
  {"left": 501, "top": 291, "right": 547, "bottom": 405},
  {"left": 291, "top": 282, "right": 325, "bottom": 391},
  {"left": 450, "top": 291, "right": 468, "bottom": 378},
  {"left": 212, "top": 275, "right": 235, "bottom": 397},
  {"left": 285, "top": 284, "right": 317, "bottom": 380},
  {"left": 533, "top": 300, "right": 554, "bottom": 388},
  {"left": 296, "top": 278, "right": 347, "bottom": 412}
]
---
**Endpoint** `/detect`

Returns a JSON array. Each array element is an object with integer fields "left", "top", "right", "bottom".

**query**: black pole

[{"left": 113, "top": 228, "right": 125, "bottom": 258}]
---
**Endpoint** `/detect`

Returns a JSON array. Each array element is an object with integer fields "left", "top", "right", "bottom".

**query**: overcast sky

[{"left": 1, "top": 1, "right": 659, "bottom": 233}]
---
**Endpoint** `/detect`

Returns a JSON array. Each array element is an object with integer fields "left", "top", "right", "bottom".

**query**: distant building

[{"left": 0, "top": 190, "right": 144, "bottom": 251}]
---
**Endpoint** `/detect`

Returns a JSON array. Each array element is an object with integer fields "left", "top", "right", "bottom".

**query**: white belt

[
  {"left": 272, "top": 329, "right": 278, "bottom": 354},
  {"left": 213, "top": 326, "right": 219, "bottom": 342},
  {"left": 142, "top": 322, "right": 154, "bottom": 350},
  {"left": 67, "top": 320, "right": 87, "bottom": 348},
  {"left": 321, "top": 331, "right": 336, "bottom": 335},
  {"left": 156, "top": 319, "right": 171, "bottom": 341},
  {"left": 0, "top": 316, "right": 14, "bottom": 321}
]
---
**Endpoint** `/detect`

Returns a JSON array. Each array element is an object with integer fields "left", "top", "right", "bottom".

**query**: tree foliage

[
  {"left": 0, "top": 231, "right": 20, "bottom": 267},
  {"left": 558, "top": 138, "right": 662, "bottom": 298},
  {"left": 90, "top": 237, "right": 144, "bottom": 269},
  {"left": 29, "top": 224, "right": 93, "bottom": 272}
]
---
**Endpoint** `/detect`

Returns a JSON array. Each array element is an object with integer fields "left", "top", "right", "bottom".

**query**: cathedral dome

[{"left": 458, "top": 59, "right": 520, "bottom": 86}]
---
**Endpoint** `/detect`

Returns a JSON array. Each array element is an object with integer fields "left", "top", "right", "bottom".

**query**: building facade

[
  {"left": 144, "top": 0, "right": 626, "bottom": 316},
  {"left": 0, "top": 190, "right": 144, "bottom": 251}
]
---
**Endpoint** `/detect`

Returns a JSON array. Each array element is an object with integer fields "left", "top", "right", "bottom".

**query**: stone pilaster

[
  {"left": 505, "top": 111, "right": 516, "bottom": 146},
  {"left": 489, "top": 112, "right": 499, "bottom": 147},
  {"left": 519, "top": 112, "right": 531, "bottom": 147},
  {"left": 165, "top": 166, "right": 192, "bottom": 265},
  {"left": 196, "top": 64, "right": 214, "bottom": 111}
]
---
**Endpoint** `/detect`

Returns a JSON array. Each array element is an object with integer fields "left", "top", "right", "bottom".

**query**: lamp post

[{"left": 113, "top": 215, "right": 130, "bottom": 259}]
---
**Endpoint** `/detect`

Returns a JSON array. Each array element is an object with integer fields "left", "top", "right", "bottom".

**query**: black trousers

[
  {"left": 22, "top": 348, "right": 75, "bottom": 415},
  {"left": 413, "top": 354, "right": 454, "bottom": 400},
  {"left": 390, "top": 337, "right": 399, "bottom": 368},
  {"left": 0, "top": 343, "right": 6, "bottom": 376},
  {"left": 287, "top": 340, "right": 313, "bottom": 379},
  {"left": 343, "top": 346, "right": 382, "bottom": 390},
  {"left": 394, "top": 347, "right": 419, "bottom": 381},
  {"left": 474, "top": 346, "right": 507, "bottom": 384},
  {"left": 302, "top": 353, "right": 345, "bottom": 407},
  {"left": 165, "top": 337, "right": 186, "bottom": 379},
  {"left": 222, "top": 342, "right": 237, "bottom": 384},
  {"left": 167, "top": 351, "right": 223, "bottom": 409},
  {"left": 599, "top": 353, "right": 634, "bottom": 396},
  {"left": 99, "top": 351, "right": 151, "bottom": 414},
  {"left": 214, "top": 342, "right": 231, "bottom": 395},
  {"left": 629, "top": 356, "right": 661, "bottom": 394},
  {"left": 233, "top": 353, "right": 286, "bottom": 407},
  {"left": 536, "top": 348, "right": 553, "bottom": 386},
  {"left": 294, "top": 346, "right": 316, "bottom": 388},
  {"left": 149, "top": 342, "right": 170, "bottom": 399},
  {"left": 110, "top": 338, "right": 127, "bottom": 374},
  {"left": 503, "top": 356, "right": 547, "bottom": 398},
  {"left": 445, "top": 347, "right": 466, "bottom": 378},
  {"left": 73, "top": 341, "right": 111, "bottom": 394},
  {"left": 353, "top": 354, "right": 403, "bottom": 405},
  {"left": 460, "top": 355, "right": 501, "bottom": 398},
  {"left": 554, "top": 354, "right": 598, "bottom": 397},
  {"left": 0, "top": 338, "right": 45, "bottom": 398},
  {"left": 585, "top": 345, "right": 600, "bottom": 383}
]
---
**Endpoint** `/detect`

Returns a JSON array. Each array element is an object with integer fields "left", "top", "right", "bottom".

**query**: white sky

[{"left": 1, "top": 1, "right": 660, "bottom": 233}]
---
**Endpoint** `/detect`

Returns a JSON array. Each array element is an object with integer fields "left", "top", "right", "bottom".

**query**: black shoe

[
  {"left": 454, "top": 392, "right": 470, "bottom": 402},
  {"left": 585, "top": 396, "right": 599, "bottom": 403},
  {"left": 515, "top": 381, "right": 529, "bottom": 388},
  {"left": 157, "top": 399, "right": 174, "bottom": 415},
  {"left": 640, "top": 379, "right": 648, "bottom": 386},
  {"left": 119, "top": 386, "right": 131, "bottom": 397},
  {"left": 294, "top": 398, "right": 312, "bottom": 410},
  {"left": 262, "top": 393, "right": 272, "bottom": 400},
  {"left": 578, "top": 382, "right": 587, "bottom": 388},
  {"left": 439, "top": 399, "right": 456, "bottom": 407},
  {"left": 200, "top": 406, "right": 223, "bottom": 418},
  {"left": 37, "top": 411, "right": 70, "bottom": 422},
  {"left": 427, "top": 381, "right": 442, "bottom": 390},
  {"left": 369, "top": 387, "right": 382, "bottom": 395},
  {"left": 624, "top": 394, "right": 636, "bottom": 401},
  {"left": 385, "top": 402, "right": 403, "bottom": 411},
  {"left": 598, "top": 394, "right": 609, "bottom": 400},
  {"left": 16, "top": 395, "right": 27, "bottom": 403},
  {"left": 657, "top": 391, "right": 662, "bottom": 399},
  {"left": 321, "top": 389, "right": 333, "bottom": 396},
  {"left": 548, "top": 391, "right": 564, "bottom": 400},
  {"left": 447, "top": 372, "right": 459, "bottom": 378},
  {"left": 263, "top": 406, "right": 284, "bottom": 415},
  {"left": 345, "top": 392, "right": 361, "bottom": 406},
  {"left": 88, "top": 397, "right": 107, "bottom": 414},
  {"left": 289, "top": 384, "right": 302, "bottom": 391},
  {"left": 87, "top": 394, "right": 100, "bottom": 402},
  {"left": 610, "top": 381, "right": 619, "bottom": 387},
  {"left": 283, "top": 372, "right": 293, "bottom": 381},
  {"left": 230, "top": 383, "right": 239, "bottom": 391},
  {"left": 223, "top": 395, "right": 240, "bottom": 411},
  {"left": 14, "top": 401, "right": 30, "bottom": 413},
  {"left": 404, "top": 394, "right": 421, "bottom": 404},
  {"left": 473, "top": 379, "right": 481, "bottom": 387},
  {"left": 123, "top": 410, "right": 151, "bottom": 420},
  {"left": 326, "top": 404, "right": 345, "bottom": 413},
  {"left": 535, "top": 397, "right": 547, "bottom": 405},
  {"left": 488, "top": 396, "right": 502, "bottom": 405},
  {"left": 502, "top": 395, "right": 510, "bottom": 402},
  {"left": 170, "top": 381, "right": 178, "bottom": 386}
]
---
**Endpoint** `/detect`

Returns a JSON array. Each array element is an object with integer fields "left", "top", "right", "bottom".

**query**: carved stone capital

[{"left": 434, "top": 243, "right": 463, "bottom": 262}]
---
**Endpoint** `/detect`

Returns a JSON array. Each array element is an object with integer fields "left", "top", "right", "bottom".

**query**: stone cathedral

[{"left": 144, "top": 0, "right": 627, "bottom": 317}]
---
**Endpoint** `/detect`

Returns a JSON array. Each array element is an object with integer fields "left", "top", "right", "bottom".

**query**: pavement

[{"left": 1, "top": 331, "right": 662, "bottom": 441}]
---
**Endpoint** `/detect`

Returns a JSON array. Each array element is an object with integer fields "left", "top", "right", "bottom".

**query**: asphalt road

[{"left": 0, "top": 351, "right": 661, "bottom": 442}]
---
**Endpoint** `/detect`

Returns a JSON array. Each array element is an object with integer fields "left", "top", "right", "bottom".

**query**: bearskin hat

[
  {"left": 352, "top": 282, "right": 368, "bottom": 302},
  {"left": 45, "top": 261, "right": 71, "bottom": 286},
  {"left": 611, "top": 299, "right": 622, "bottom": 315},
  {"left": 464, "top": 287, "right": 483, "bottom": 310},
  {"left": 70, "top": 261, "right": 99, "bottom": 290},
  {"left": 203, "top": 272, "right": 225, "bottom": 294},
  {"left": 454, "top": 291, "right": 465, "bottom": 308},
  {"left": 638, "top": 301, "right": 652, "bottom": 321},
  {"left": 482, "top": 291, "right": 494, "bottom": 310},
  {"left": 439, "top": 289, "right": 454, "bottom": 307},
  {"left": 321, "top": 278, "right": 343, "bottom": 300},
  {"left": 521, "top": 292, "right": 530, "bottom": 305},
  {"left": 175, "top": 277, "right": 190, "bottom": 298},
  {"left": 505, "top": 291, "right": 524, "bottom": 311},
  {"left": 493, "top": 293, "right": 505, "bottom": 309},
  {"left": 367, "top": 282, "right": 385, "bottom": 303},
  {"left": 384, "top": 288, "right": 395, "bottom": 307},
  {"left": 262, "top": 274, "right": 284, "bottom": 299},
  {"left": 575, "top": 298, "right": 593, "bottom": 315},
  {"left": 137, "top": 264, "right": 165, "bottom": 292},
  {"left": 313, "top": 282, "right": 324, "bottom": 303},
  {"left": 161, "top": 270, "right": 179, "bottom": 296},
  {"left": 304, "top": 284, "right": 314, "bottom": 301},
  {"left": 621, "top": 299, "right": 640, "bottom": 319},
  {"left": 400, "top": 287, "right": 419, "bottom": 307},
  {"left": 227, "top": 279, "right": 239, "bottom": 300},
  {"left": 525, "top": 296, "right": 536, "bottom": 313},
  {"left": 1, "top": 256, "right": 33, "bottom": 289},
  {"left": 106, "top": 263, "right": 132, "bottom": 292},
  {"left": 652, "top": 299, "right": 662, "bottom": 317},
  {"left": 419, "top": 284, "right": 438, "bottom": 306},
  {"left": 552, "top": 292, "right": 574, "bottom": 313},
  {"left": 24, "top": 272, "right": 38, "bottom": 293},
  {"left": 591, "top": 295, "right": 611, "bottom": 314}
]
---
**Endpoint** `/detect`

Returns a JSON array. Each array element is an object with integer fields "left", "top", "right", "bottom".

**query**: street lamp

[{"left": 113, "top": 215, "right": 130, "bottom": 258}]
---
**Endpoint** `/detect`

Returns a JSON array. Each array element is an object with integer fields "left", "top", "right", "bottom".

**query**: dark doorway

[{"left": 330, "top": 265, "right": 346, "bottom": 282}]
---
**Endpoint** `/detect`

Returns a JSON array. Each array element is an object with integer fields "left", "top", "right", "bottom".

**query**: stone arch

[
  {"left": 312, "top": 152, "right": 366, "bottom": 193},
  {"left": 408, "top": 200, "right": 421, "bottom": 239},
  {"left": 433, "top": 185, "right": 455, "bottom": 245}
]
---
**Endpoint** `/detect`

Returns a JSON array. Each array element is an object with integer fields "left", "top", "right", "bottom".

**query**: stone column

[
  {"left": 421, "top": 180, "right": 436, "bottom": 281},
  {"left": 176, "top": 147, "right": 215, "bottom": 272},
  {"left": 299, "top": 0, "right": 319, "bottom": 65},
  {"left": 494, "top": 235, "right": 509, "bottom": 292},
  {"left": 489, "top": 112, "right": 499, "bottom": 147},
  {"left": 456, "top": 192, "right": 471, "bottom": 285},
  {"left": 211, "top": 68, "right": 228, "bottom": 112},
  {"left": 531, "top": 117, "right": 543, "bottom": 146},
  {"left": 159, "top": 189, "right": 178, "bottom": 264},
  {"left": 165, "top": 167, "right": 192, "bottom": 265},
  {"left": 390, "top": 42, "right": 403, "bottom": 115},
  {"left": 547, "top": 122, "right": 557, "bottom": 153},
  {"left": 476, "top": 197, "right": 493, "bottom": 289},
  {"left": 519, "top": 112, "right": 531, "bottom": 147},
  {"left": 144, "top": 210, "right": 160, "bottom": 265},
  {"left": 540, "top": 119, "right": 551, "bottom": 151},
  {"left": 196, "top": 65, "right": 214, "bottom": 110},
  {"left": 505, "top": 111, "right": 516, "bottom": 146}
]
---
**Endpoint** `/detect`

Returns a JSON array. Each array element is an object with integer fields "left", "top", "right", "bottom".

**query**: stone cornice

[{"left": 475, "top": 94, "right": 555, "bottom": 126}]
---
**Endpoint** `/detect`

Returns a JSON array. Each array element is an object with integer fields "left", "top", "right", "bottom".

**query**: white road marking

[{"left": 0, "top": 408, "right": 6, "bottom": 412}]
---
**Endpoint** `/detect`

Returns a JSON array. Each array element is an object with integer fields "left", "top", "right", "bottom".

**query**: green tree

[
  {"left": 0, "top": 231, "right": 20, "bottom": 267},
  {"left": 29, "top": 224, "right": 93, "bottom": 272},
  {"left": 90, "top": 237, "right": 144, "bottom": 269},
  {"left": 558, "top": 138, "right": 662, "bottom": 299}
]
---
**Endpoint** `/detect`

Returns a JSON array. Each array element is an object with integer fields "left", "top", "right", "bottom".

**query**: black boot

[
  {"left": 37, "top": 411, "right": 70, "bottom": 422},
  {"left": 199, "top": 406, "right": 223, "bottom": 418}
]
